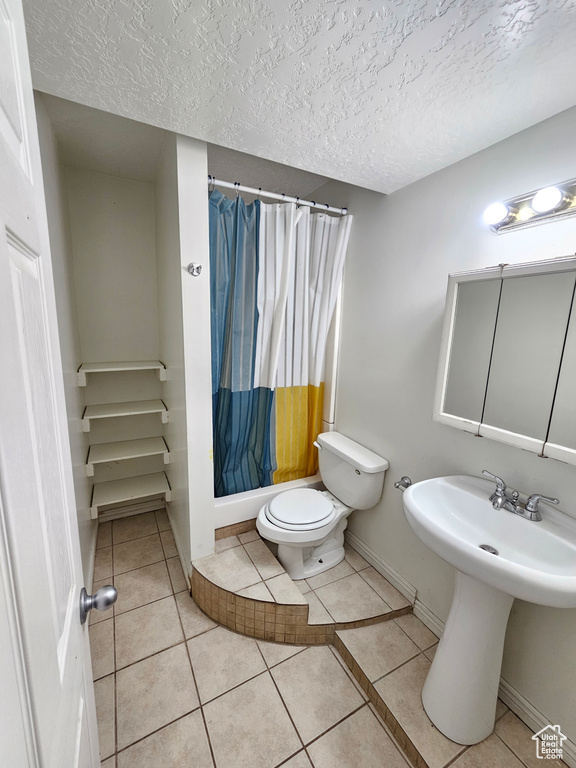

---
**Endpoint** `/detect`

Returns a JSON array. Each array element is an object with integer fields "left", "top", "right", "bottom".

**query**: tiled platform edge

[
  {"left": 214, "top": 519, "right": 257, "bottom": 540},
  {"left": 334, "top": 634, "right": 439, "bottom": 768},
  {"left": 191, "top": 567, "right": 412, "bottom": 645}
]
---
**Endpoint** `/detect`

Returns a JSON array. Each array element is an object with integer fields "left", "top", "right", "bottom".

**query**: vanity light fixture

[
  {"left": 531, "top": 185, "right": 572, "bottom": 214},
  {"left": 483, "top": 202, "right": 516, "bottom": 227},
  {"left": 484, "top": 176, "right": 576, "bottom": 233}
]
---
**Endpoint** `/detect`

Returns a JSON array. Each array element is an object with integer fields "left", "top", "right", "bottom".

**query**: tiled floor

[
  {"left": 195, "top": 531, "right": 411, "bottom": 624},
  {"left": 90, "top": 512, "right": 567, "bottom": 768},
  {"left": 90, "top": 512, "right": 414, "bottom": 767}
]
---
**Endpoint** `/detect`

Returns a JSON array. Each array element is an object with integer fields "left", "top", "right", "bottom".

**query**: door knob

[{"left": 79, "top": 585, "right": 117, "bottom": 625}]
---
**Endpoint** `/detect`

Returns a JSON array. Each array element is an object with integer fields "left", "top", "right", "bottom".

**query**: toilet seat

[{"left": 265, "top": 488, "right": 336, "bottom": 531}]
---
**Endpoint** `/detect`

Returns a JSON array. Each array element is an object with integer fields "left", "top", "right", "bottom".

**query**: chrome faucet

[{"left": 481, "top": 470, "right": 559, "bottom": 522}]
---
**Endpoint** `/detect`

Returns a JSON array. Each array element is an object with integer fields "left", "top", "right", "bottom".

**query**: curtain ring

[
  {"left": 296, "top": 196, "right": 300, "bottom": 208},
  {"left": 235, "top": 182, "right": 240, "bottom": 198},
  {"left": 208, "top": 175, "right": 215, "bottom": 192},
  {"left": 340, "top": 207, "right": 347, "bottom": 217},
  {"left": 324, "top": 202, "right": 330, "bottom": 210},
  {"left": 258, "top": 187, "right": 262, "bottom": 201}
]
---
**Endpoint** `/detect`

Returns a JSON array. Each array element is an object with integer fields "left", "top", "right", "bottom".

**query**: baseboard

[
  {"left": 97, "top": 499, "right": 166, "bottom": 523},
  {"left": 165, "top": 503, "right": 192, "bottom": 588},
  {"left": 345, "top": 530, "right": 417, "bottom": 603},
  {"left": 498, "top": 680, "right": 576, "bottom": 768},
  {"left": 345, "top": 531, "right": 575, "bottom": 767},
  {"left": 87, "top": 517, "right": 98, "bottom": 590},
  {"left": 412, "top": 598, "right": 445, "bottom": 639}
]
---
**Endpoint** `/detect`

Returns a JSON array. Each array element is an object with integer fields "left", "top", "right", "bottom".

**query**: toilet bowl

[{"left": 257, "top": 432, "right": 388, "bottom": 580}]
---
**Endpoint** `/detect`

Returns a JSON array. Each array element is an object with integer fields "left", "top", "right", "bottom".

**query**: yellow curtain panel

[{"left": 273, "top": 383, "right": 324, "bottom": 484}]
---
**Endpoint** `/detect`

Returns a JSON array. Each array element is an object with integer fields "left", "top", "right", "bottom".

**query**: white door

[{"left": 0, "top": 1, "right": 100, "bottom": 766}]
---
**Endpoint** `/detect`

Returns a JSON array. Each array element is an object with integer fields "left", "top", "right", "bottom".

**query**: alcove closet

[
  {"left": 36, "top": 91, "right": 217, "bottom": 580},
  {"left": 37, "top": 91, "right": 329, "bottom": 581}
]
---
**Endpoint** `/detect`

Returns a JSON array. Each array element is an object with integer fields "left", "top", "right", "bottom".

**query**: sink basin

[
  {"left": 402, "top": 474, "right": 576, "bottom": 746},
  {"left": 403, "top": 474, "right": 576, "bottom": 608}
]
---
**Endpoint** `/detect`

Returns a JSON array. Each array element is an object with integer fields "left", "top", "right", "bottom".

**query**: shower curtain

[{"left": 209, "top": 188, "right": 352, "bottom": 497}]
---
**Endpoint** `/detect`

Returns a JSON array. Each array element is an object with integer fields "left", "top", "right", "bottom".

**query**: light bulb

[
  {"left": 531, "top": 186, "right": 564, "bottom": 213},
  {"left": 483, "top": 202, "right": 511, "bottom": 226}
]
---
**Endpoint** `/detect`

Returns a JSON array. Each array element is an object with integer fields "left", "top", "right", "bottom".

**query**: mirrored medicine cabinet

[{"left": 434, "top": 255, "right": 576, "bottom": 466}]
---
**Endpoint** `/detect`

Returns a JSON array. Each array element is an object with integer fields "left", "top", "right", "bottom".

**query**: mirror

[
  {"left": 443, "top": 278, "right": 501, "bottom": 423},
  {"left": 434, "top": 256, "right": 576, "bottom": 465}
]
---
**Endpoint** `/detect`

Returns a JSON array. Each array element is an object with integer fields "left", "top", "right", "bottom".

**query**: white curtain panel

[
  {"left": 254, "top": 202, "right": 298, "bottom": 388},
  {"left": 254, "top": 203, "right": 352, "bottom": 389}
]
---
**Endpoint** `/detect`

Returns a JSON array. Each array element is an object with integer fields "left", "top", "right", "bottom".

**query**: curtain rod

[{"left": 208, "top": 176, "right": 348, "bottom": 216}]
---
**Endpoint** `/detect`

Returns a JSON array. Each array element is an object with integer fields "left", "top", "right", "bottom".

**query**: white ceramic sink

[
  {"left": 403, "top": 474, "right": 576, "bottom": 608},
  {"left": 402, "top": 474, "right": 576, "bottom": 746}
]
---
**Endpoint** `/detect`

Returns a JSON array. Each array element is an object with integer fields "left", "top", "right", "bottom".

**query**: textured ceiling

[
  {"left": 39, "top": 92, "right": 329, "bottom": 195},
  {"left": 24, "top": 0, "right": 576, "bottom": 194}
]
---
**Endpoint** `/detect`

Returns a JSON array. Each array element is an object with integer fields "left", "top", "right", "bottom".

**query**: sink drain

[{"left": 479, "top": 544, "right": 499, "bottom": 555}]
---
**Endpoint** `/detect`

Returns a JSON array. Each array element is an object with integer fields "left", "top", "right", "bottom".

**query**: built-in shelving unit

[
  {"left": 81, "top": 399, "right": 168, "bottom": 432},
  {"left": 77, "top": 360, "right": 167, "bottom": 386},
  {"left": 79, "top": 361, "right": 172, "bottom": 520},
  {"left": 90, "top": 472, "right": 171, "bottom": 518},
  {"left": 86, "top": 437, "right": 170, "bottom": 476}
]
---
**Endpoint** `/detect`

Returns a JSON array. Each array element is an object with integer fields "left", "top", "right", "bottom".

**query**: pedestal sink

[{"left": 403, "top": 475, "right": 576, "bottom": 745}]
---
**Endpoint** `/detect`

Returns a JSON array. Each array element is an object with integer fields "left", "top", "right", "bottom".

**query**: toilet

[{"left": 257, "top": 431, "right": 388, "bottom": 580}]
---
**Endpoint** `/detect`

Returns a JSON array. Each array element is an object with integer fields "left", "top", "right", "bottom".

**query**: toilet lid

[{"left": 266, "top": 489, "right": 335, "bottom": 528}]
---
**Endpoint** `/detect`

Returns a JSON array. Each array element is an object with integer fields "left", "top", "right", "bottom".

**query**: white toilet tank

[{"left": 316, "top": 432, "right": 389, "bottom": 509}]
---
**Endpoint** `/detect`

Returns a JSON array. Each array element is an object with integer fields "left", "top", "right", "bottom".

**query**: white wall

[
  {"left": 65, "top": 167, "right": 160, "bottom": 363},
  {"left": 34, "top": 94, "right": 94, "bottom": 584},
  {"left": 176, "top": 135, "right": 215, "bottom": 561},
  {"left": 313, "top": 105, "right": 576, "bottom": 742},
  {"left": 155, "top": 135, "right": 192, "bottom": 570}
]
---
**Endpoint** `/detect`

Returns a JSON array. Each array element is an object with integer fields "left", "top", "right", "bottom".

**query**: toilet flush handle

[{"left": 313, "top": 441, "right": 322, "bottom": 450}]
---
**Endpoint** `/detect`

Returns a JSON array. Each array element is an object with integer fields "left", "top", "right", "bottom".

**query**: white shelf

[
  {"left": 86, "top": 437, "right": 170, "bottom": 476},
  {"left": 90, "top": 472, "right": 171, "bottom": 519},
  {"left": 81, "top": 399, "right": 168, "bottom": 432},
  {"left": 77, "top": 360, "right": 167, "bottom": 386}
]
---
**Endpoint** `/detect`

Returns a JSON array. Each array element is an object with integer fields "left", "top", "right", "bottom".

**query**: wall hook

[{"left": 187, "top": 263, "right": 202, "bottom": 277}]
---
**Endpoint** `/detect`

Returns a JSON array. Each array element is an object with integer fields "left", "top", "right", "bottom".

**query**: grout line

[
  {"left": 179, "top": 607, "right": 217, "bottom": 768},
  {"left": 310, "top": 588, "right": 339, "bottom": 623},
  {"left": 274, "top": 749, "right": 310, "bottom": 768},
  {"left": 199, "top": 667, "right": 272, "bottom": 708},
  {"left": 392, "top": 615, "right": 438, "bottom": 652},
  {"left": 243, "top": 543, "right": 286, "bottom": 582},
  {"left": 442, "top": 745, "right": 470, "bottom": 768},
  {"left": 493, "top": 731, "right": 533, "bottom": 768},
  {"left": 111, "top": 536, "right": 118, "bottom": 763},
  {"left": 259, "top": 644, "right": 309, "bottom": 670},
  {"left": 366, "top": 702, "right": 419, "bottom": 768},
  {"left": 111, "top": 552, "right": 165, "bottom": 578},
  {"left": 313, "top": 583, "right": 395, "bottom": 626},
  {"left": 114, "top": 585, "right": 173, "bottom": 618},
  {"left": 328, "top": 644, "right": 370, "bottom": 702},
  {"left": 356, "top": 568, "right": 406, "bottom": 610},
  {"left": 114, "top": 705, "right": 204, "bottom": 759},
  {"left": 110, "top": 511, "right": 160, "bottom": 548},
  {"left": 266, "top": 664, "right": 308, "bottom": 753},
  {"left": 369, "top": 649, "right": 425, "bottom": 687},
  {"left": 183, "top": 624, "right": 219, "bottom": 643},
  {"left": 301, "top": 701, "right": 367, "bottom": 750},
  {"left": 112, "top": 622, "right": 186, "bottom": 675},
  {"left": 253, "top": 638, "right": 310, "bottom": 762}
]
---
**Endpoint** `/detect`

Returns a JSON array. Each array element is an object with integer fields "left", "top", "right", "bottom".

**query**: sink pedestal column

[{"left": 422, "top": 570, "right": 514, "bottom": 745}]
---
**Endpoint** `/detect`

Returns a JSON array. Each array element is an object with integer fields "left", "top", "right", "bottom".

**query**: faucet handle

[
  {"left": 525, "top": 493, "right": 559, "bottom": 513},
  {"left": 482, "top": 470, "right": 507, "bottom": 494}
]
